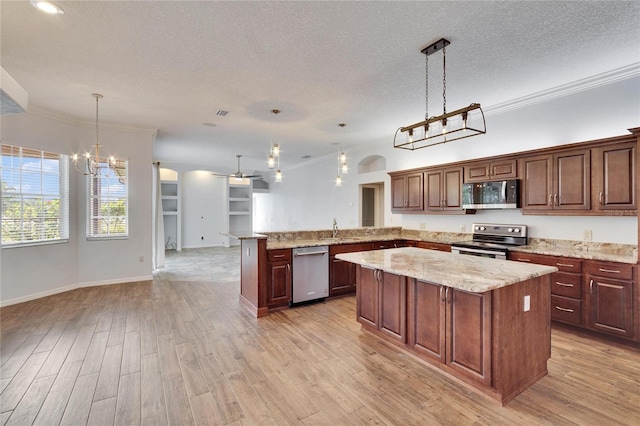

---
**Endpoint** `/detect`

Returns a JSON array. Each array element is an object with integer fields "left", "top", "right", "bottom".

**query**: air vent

[
  {"left": 301, "top": 155, "right": 311, "bottom": 159},
  {"left": 216, "top": 110, "right": 229, "bottom": 116}
]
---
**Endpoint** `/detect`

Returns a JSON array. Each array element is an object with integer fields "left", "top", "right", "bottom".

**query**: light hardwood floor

[{"left": 1, "top": 248, "right": 639, "bottom": 425}]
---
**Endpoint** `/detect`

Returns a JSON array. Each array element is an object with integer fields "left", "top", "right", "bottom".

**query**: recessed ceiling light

[
  {"left": 30, "top": 0, "right": 64, "bottom": 15},
  {"left": 216, "top": 110, "right": 228, "bottom": 116},
  {"left": 202, "top": 122, "right": 216, "bottom": 127}
]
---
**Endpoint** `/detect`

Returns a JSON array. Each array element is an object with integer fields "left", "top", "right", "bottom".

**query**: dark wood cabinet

[
  {"left": 415, "top": 241, "right": 451, "bottom": 252},
  {"left": 509, "top": 252, "right": 583, "bottom": 326},
  {"left": 391, "top": 171, "right": 423, "bottom": 212},
  {"left": 446, "top": 288, "right": 492, "bottom": 385},
  {"left": 266, "top": 249, "right": 291, "bottom": 308},
  {"left": 329, "top": 242, "right": 372, "bottom": 297},
  {"left": 586, "top": 261, "right": 635, "bottom": 339},
  {"left": 356, "top": 267, "right": 406, "bottom": 344},
  {"left": 464, "top": 159, "right": 517, "bottom": 183},
  {"left": 408, "top": 279, "right": 445, "bottom": 362},
  {"left": 425, "top": 167, "right": 465, "bottom": 212},
  {"left": 592, "top": 141, "right": 636, "bottom": 211},
  {"left": 521, "top": 149, "right": 591, "bottom": 212},
  {"left": 372, "top": 240, "right": 406, "bottom": 250}
]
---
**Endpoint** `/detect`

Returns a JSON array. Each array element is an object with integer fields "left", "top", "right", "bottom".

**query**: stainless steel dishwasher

[{"left": 291, "top": 245, "right": 329, "bottom": 305}]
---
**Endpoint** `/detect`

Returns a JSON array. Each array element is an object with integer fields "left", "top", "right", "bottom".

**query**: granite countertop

[
  {"left": 336, "top": 247, "right": 557, "bottom": 293},
  {"left": 223, "top": 232, "right": 268, "bottom": 240},
  {"left": 266, "top": 234, "right": 400, "bottom": 250},
  {"left": 509, "top": 239, "right": 637, "bottom": 264}
]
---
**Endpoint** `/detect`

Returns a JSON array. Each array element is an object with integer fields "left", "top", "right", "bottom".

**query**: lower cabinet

[
  {"left": 356, "top": 267, "right": 406, "bottom": 344},
  {"left": 267, "top": 249, "right": 291, "bottom": 308},
  {"left": 408, "top": 280, "right": 491, "bottom": 385},
  {"left": 586, "top": 261, "right": 635, "bottom": 339},
  {"left": 329, "top": 242, "right": 373, "bottom": 297},
  {"left": 415, "top": 241, "right": 451, "bottom": 252}
]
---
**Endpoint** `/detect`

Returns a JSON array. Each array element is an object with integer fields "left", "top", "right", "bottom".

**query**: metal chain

[
  {"left": 425, "top": 53, "right": 429, "bottom": 121},
  {"left": 442, "top": 46, "right": 447, "bottom": 114},
  {"left": 95, "top": 95, "right": 100, "bottom": 146}
]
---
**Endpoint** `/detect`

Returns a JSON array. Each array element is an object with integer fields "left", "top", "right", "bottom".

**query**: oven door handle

[{"left": 451, "top": 246, "right": 506, "bottom": 259}]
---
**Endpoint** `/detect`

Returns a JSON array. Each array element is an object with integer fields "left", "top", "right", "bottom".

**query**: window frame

[
  {"left": 86, "top": 159, "right": 129, "bottom": 240},
  {"left": 1, "top": 144, "right": 70, "bottom": 248}
]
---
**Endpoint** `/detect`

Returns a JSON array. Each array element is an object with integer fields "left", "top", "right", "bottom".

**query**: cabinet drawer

[
  {"left": 416, "top": 241, "right": 451, "bottom": 252},
  {"left": 509, "top": 252, "right": 581, "bottom": 273},
  {"left": 329, "top": 242, "right": 373, "bottom": 255},
  {"left": 267, "top": 249, "right": 291, "bottom": 262},
  {"left": 586, "top": 261, "right": 633, "bottom": 280},
  {"left": 551, "top": 272, "right": 582, "bottom": 299},
  {"left": 551, "top": 295, "right": 582, "bottom": 325}
]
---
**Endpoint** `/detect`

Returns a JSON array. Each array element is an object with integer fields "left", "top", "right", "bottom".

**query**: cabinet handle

[
  {"left": 518, "top": 258, "right": 531, "bottom": 262},
  {"left": 599, "top": 191, "right": 604, "bottom": 205},
  {"left": 287, "top": 263, "right": 291, "bottom": 273},
  {"left": 273, "top": 254, "right": 285, "bottom": 258},
  {"left": 555, "top": 282, "right": 574, "bottom": 287},
  {"left": 589, "top": 279, "right": 594, "bottom": 293},
  {"left": 440, "top": 286, "right": 445, "bottom": 302},
  {"left": 598, "top": 268, "right": 621, "bottom": 274},
  {"left": 486, "top": 166, "right": 490, "bottom": 176},
  {"left": 554, "top": 193, "right": 558, "bottom": 206},
  {"left": 548, "top": 194, "right": 553, "bottom": 206},
  {"left": 555, "top": 306, "right": 574, "bottom": 313},
  {"left": 445, "top": 287, "right": 451, "bottom": 304},
  {"left": 556, "top": 263, "right": 574, "bottom": 268},
  {"left": 442, "top": 198, "right": 447, "bottom": 207}
]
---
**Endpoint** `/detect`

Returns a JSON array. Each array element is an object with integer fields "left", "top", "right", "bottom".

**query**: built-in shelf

[
  {"left": 161, "top": 177, "right": 181, "bottom": 251},
  {"left": 228, "top": 182, "right": 253, "bottom": 246}
]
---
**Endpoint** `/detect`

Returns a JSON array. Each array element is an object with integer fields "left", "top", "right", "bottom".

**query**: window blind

[
  {"left": 87, "top": 159, "right": 128, "bottom": 238},
  {"left": 1, "top": 144, "right": 69, "bottom": 246}
]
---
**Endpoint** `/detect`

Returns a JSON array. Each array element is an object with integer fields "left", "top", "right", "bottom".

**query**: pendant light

[
  {"left": 394, "top": 38, "right": 486, "bottom": 150},
  {"left": 267, "top": 109, "right": 283, "bottom": 182},
  {"left": 335, "top": 123, "right": 348, "bottom": 187},
  {"left": 72, "top": 93, "right": 117, "bottom": 176}
]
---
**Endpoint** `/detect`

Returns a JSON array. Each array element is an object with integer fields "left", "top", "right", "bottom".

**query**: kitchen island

[{"left": 336, "top": 247, "right": 557, "bottom": 405}]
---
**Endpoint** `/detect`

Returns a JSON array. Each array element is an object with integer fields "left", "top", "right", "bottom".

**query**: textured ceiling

[{"left": 1, "top": 1, "right": 639, "bottom": 174}]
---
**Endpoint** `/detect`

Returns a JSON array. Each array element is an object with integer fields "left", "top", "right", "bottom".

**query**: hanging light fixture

[
  {"left": 394, "top": 38, "right": 486, "bottom": 150},
  {"left": 72, "top": 93, "right": 117, "bottom": 176},
  {"left": 267, "top": 109, "right": 283, "bottom": 182},
  {"left": 335, "top": 123, "right": 348, "bottom": 187}
]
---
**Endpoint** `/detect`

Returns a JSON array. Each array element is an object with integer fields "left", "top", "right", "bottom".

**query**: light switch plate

[{"left": 524, "top": 295, "right": 530, "bottom": 312}]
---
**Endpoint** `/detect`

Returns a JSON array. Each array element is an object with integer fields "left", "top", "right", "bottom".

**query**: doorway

[{"left": 360, "top": 183, "right": 384, "bottom": 227}]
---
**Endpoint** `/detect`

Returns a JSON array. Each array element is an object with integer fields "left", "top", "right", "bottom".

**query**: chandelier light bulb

[
  {"left": 441, "top": 118, "right": 448, "bottom": 134},
  {"left": 335, "top": 175, "right": 342, "bottom": 187},
  {"left": 275, "top": 169, "right": 282, "bottom": 182},
  {"left": 268, "top": 154, "right": 275, "bottom": 169},
  {"left": 341, "top": 163, "right": 349, "bottom": 174},
  {"left": 272, "top": 144, "right": 280, "bottom": 157},
  {"left": 339, "top": 152, "right": 346, "bottom": 163}
]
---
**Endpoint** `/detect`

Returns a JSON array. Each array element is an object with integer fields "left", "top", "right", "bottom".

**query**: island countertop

[{"left": 336, "top": 247, "right": 557, "bottom": 293}]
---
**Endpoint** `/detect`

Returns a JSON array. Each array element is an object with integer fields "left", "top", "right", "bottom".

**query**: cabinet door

[
  {"left": 379, "top": 272, "right": 407, "bottom": 343},
  {"left": 587, "top": 276, "right": 634, "bottom": 338},
  {"left": 329, "top": 257, "right": 356, "bottom": 296},
  {"left": 554, "top": 149, "right": 590, "bottom": 210},
  {"left": 267, "top": 261, "right": 291, "bottom": 307},
  {"left": 446, "top": 288, "right": 492, "bottom": 385},
  {"left": 490, "top": 159, "right": 517, "bottom": 180},
  {"left": 391, "top": 175, "right": 406, "bottom": 210},
  {"left": 443, "top": 168, "right": 463, "bottom": 210},
  {"left": 521, "top": 155, "right": 553, "bottom": 210},
  {"left": 409, "top": 279, "right": 445, "bottom": 362},
  {"left": 406, "top": 172, "right": 424, "bottom": 210},
  {"left": 593, "top": 142, "right": 636, "bottom": 210},
  {"left": 356, "top": 266, "right": 379, "bottom": 329},
  {"left": 425, "top": 170, "right": 443, "bottom": 210}
]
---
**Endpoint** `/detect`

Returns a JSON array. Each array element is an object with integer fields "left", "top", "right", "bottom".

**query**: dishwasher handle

[{"left": 294, "top": 250, "right": 328, "bottom": 257}]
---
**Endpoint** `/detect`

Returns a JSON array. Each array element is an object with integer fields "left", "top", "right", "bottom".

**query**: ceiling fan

[{"left": 212, "top": 155, "right": 263, "bottom": 180}]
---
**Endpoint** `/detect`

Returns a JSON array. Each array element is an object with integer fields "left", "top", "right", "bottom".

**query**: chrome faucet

[{"left": 332, "top": 218, "right": 339, "bottom": 238}]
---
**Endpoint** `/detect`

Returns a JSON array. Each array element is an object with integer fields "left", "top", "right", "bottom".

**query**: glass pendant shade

[
  {"left": 275, "top": 169, "right": 282, "bottom": 182},
  {"left": 268, "top": 154, "right": 275, "bottom": 169}
]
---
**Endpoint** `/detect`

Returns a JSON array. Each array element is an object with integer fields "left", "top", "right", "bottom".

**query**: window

[
  {"left": 87, "top": 159, "right": 128, "bottom": 238},
  {"left": 1, "top": 144, "right": 69, "bottom": 247}
]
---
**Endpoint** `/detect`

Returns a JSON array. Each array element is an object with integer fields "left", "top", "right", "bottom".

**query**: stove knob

[
  {"left": 480, "top": 226, "right": 486, "bottom": 231},
  {"left": 475, "top": 226, "right": 480, "bottom": 231},
  {"left": 514, "top": 228, "right": 520, "bottom": 233},
  {"left": 508, "top": 228, "right": 513, "bottom": 232}
]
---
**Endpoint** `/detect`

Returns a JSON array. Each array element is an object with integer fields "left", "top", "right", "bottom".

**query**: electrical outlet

[
  {"left": 460, "top": 224, "right": 466, "bottom": 232},
  {"left": 138, "top": 256, "right": 144, "bottom": 263},
  {"left": 419, "top": 223, "right": 426, "bottom": 230},
  {"left": 583, "top": 229, "right": 592, "bottom": 242},
  {"left": 524, "top": 295, "right": 530, "bottom": 312}
]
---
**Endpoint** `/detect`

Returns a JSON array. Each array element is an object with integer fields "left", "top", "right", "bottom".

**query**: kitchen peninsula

[{"left": 336, "top": 247, "right": 557, "bottom": 404}]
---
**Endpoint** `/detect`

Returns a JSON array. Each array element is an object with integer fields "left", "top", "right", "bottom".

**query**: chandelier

[
  {"left": 335, "top": 123, "right": 348, "bottom": 187},
  {"left": 72, "top": 93, "right": 117, "bottom": 176},
  {"left": 394, "top": 38, "right": 486, "bottom": 150},
  {"left": 267, "top": 109, "right": 282, "bottom": 182}
]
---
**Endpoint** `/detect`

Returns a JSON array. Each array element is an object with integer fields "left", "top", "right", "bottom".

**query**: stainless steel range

[{"left": 451, "top": 223, "right": 528, "bottom": 260}]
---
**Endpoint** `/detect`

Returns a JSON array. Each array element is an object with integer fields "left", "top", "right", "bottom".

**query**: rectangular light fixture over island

[{"left": 394, "top": 38, "right": 486, "bottom": 150}]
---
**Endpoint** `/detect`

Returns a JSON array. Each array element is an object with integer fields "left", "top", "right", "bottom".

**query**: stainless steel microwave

[{"left": 462, "top": 179, "right": 520, "bottom": 209}]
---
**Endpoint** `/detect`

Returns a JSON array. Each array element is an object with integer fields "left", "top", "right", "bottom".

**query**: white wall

[
  {"left": 0, "top": 111, "right": 154, "bottom": 305},
  {"left": 254, "top": 75, "right": 640, "bottom": 244},
  {"left": 181, "top": 170, "right": 228, "bottom": 248}
]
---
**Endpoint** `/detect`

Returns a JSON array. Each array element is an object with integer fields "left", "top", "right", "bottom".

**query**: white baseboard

[{"left": 0, "top": 275, "right": 154, "bottom": 307}]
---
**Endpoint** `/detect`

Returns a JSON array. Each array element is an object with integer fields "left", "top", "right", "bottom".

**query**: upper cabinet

[
  {"left": 592, "top": 141, "right": 636, "bottom": 212},
  {"left": 464, "top": 159, "right": 517, "bottom": 183},
  {"left": 521, "top": 149, "right": 591, "bottom": 213},
  {"left": 425, "top": 167, "right": 465, "bottom": 212},
  {"left": 391, "top": 171, "right": 423, "bottom": 212}
]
